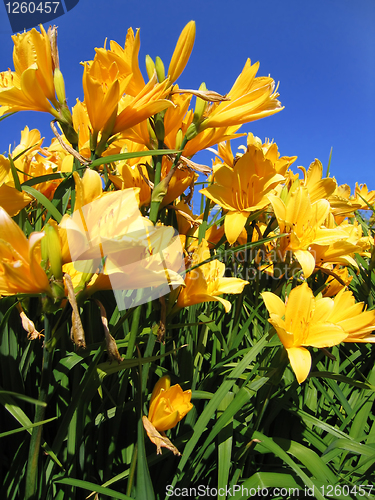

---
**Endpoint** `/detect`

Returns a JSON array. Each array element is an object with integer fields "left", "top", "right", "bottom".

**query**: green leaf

[
  {"left": 136, "top": 417, "right": 155, "bottom": 500},
  {"left": 89, "top": 149, "right": 179, "bottom": 168},
  {"left": 22, "top": 172, "right": 69, "bottom": 187},
  {"left": 53, "top": 478, "right": 133, "bottom": 500},
  {"left": 8, "top": 155, "right": 22, "bottom": 192},
  {"left": 253, "top": 431, "right": 326, "bottom": 500},
  {"left": 22, "top": 185, "right": 63, "bottom": 223},
  {"left": 0, "top": 417, "right": 57, "bottom": 438}
]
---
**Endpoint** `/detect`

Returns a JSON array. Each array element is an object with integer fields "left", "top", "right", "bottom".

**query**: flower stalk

[{"left": 25, "top": 312, "right": 54, "bottom": 500}]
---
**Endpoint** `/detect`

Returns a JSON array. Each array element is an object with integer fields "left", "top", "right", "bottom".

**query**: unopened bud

[
  {"left": 175, "top": 129, "right": 183, "bottom": 150},
  {"left": 147, "top": 119, "right": 157, "bottom": 142},
  {"left": 45, "top": 223, "right": 63, "bottom": 280},
  {"left": 154, "top": 114, "right": 165, "bottom": 142},
  {"left": 185, "top": 122, "right": 199, "bottom": 141},
  {"left": 151, "top": 176, "right": 170, "bottom": 204},
  {"left": 155, "top": 56, "right": 166, "bottom": 83},
  {"left": 145, "top": 55, "right": 156, "bottom": 80},
  {"left": 193, "top": 82, "right": 208, "bottom": 123},
  {"left": 54, "top": 68, "right": 66, "bottom": 104}
]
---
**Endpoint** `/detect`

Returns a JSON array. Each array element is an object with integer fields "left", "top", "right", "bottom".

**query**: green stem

[
  {"left": 25, "top": 313, "right": 54, "bottom": 500},
  {"left": 126, "top": 443, "right": 138, "bottom": 497},
  {"left": 149, "top": 139, "right": 165, "bottom": 224},
  {"left": 126, "top": 304, "right": 142, "bottom": 359},
  {"left": 149, "top": 137, "right": 188, "bottom": 224}
]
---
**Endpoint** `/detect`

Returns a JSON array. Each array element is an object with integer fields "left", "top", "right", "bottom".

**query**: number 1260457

[{"left": 5, "top": 2, "right": 60, "bottom": 14}]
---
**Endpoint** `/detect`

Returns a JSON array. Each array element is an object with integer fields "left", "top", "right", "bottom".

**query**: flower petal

[{"left": 286, "top": 346, "right": 312, "bottom": 384}]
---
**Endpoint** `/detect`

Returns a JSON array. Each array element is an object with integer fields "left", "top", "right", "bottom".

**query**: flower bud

[
  {"left": 54, "top": 68, "right": 66, "bottom": 105},
  {"left": 175, "top": 129, "right": 183, "bottom": 150},
  {"left": 193, "top": 82, "right": 208, "bottom": 123},
  {"left": 155, "top": 56, "right": 166, "bottom": 83},
  {"left": 168, "top": 21, "right": 196, "bottom": 82},
  {"left": 145, "top": 55, "right": 156, "bottom": 80},
  {"left": 45, "top": 223, "right": 63, "bottom": 280},
  {"left": 154, "top": 113, "right": 165, "bottom": 142},
  {"left": 185, "top": 122, "right": 199, "bottom": 141}
]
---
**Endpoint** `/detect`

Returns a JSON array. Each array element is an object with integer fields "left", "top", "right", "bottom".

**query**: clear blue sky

[{"left": 0, "top": 0, "right": 374, "bottom": 190}]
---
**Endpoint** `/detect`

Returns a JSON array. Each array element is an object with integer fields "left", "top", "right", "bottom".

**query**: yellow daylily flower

[
  {"left": 0, "top": 25, "right": 60, "bottom": 117},
  {"left": 262, "top": 283, "right": 348, "bottom": 383},
  {"left": 329, "top": 289, "right": 375, "bottom": 343},
  {"left": 0, "top": 207, "right": 51, "bottom": 295},
  {"left": 354, "top": 183, "right": 375, "bottom": 209},
  {"left": 311, "top": 220, "right": 372, "bottom": 270},
  {"left": 269, "top": 186, "right": 350, "bottom": 277},
  {"left": 109, "top": 142, "right": 152, "bottom": 207},
  {"left": 148, "top": 375, "right": 193, "bottom": 432},
  {"left": 298, "top": 159, "right": 337, "bottom": 204},
  {"left": 328, "top": 183, "right": 362, "bottom": 221},
  {"left": 246, "top": 133, "right": 297, "bottom": 177},
  {"left": 72, "top": 99, "right": 91, "bottom": 157},
  {"left": 321, "top": 266, "right": 353, "bottom": 297},
  {"left": 92, "top": 27, "right": 145, "bottom": 97},
  {"left": 198, "top": 58, "right": 283, "bottom": 129},
  {"left": 112, "top": 75, "right": 174, "bottom": 134},
  {"left": 60, "top": 170, "right": 184, "bottom": 304},
  {"left": 167, "top": 21, "right": 196, "bottom": 83},
  {"left": 175, "top": 239, "right": 248, "bottom": 312},
  {"left": 82, "top": 59, "right": 122, "bottom": 136},
  {"left": 263, "top": 283, "right": 375, "bottom": 383},
  {"left": 201, "top": 142, "right": 284, "bottom": 244},
  {"left": 0, "top": 126, "right": 43, "bottom": 215}
]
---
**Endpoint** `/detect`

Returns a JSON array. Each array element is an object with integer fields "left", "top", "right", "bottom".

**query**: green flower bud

[
  {"left": 175, "top": 129, "right": 183, "bottom": 150},
  {"left": 145, "top": 54, "right": 156, "bottom": 80},
  {"left": 193, "top": 82, "right": 208, "bottom": 123},
  {"left": 154, "top": 114, "right": 165, "bottom": 142},
  {"left": 54, "top": 68, "right": 66, "bottom": 104},
  {"left": 155, "top": 56, "right": 166, "bottom": 83},
  {"left": 185, "top": 122, "right": 199, "bottom": 141},
  {"left": 45, "top": 224, "right": 63, "bottom": 280}
]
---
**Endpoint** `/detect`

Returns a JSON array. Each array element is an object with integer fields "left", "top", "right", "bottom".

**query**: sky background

[{"left": 0, "top": 0, "right": 374, "bottom": 193}]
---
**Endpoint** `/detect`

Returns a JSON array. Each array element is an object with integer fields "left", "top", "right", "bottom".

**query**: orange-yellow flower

[
  {"left": 198, "top": 58, "right": 283, "bottom": 130},
  {"left": 0, "top": 26, "right": 60, "bottom": 117},
  {"left": 82, "top": 59, "right": 121, "bottom": 135},
  {"left": 148, "top": 375, "right": 193, "bottom": 432},
  {"left": 91, "top": 27, "right": 145, "bottom": 97},
  {"left": 262, "top": 282, "right": 375, "bottom": 383},
  {"left": 0, "top": 207, "right": 51, "bottom": 295},
  {"left": 201, "top": 142, "right": 284, "bottom": 244},
  {"left": 175, "top": 239, "right": 248, "bottom": 312},
  {"left": 262, "top": 283, "right": 346, "bottom": 383},
  {"left": 269, "top": 186, "right": 350, "bottom": 277}
]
